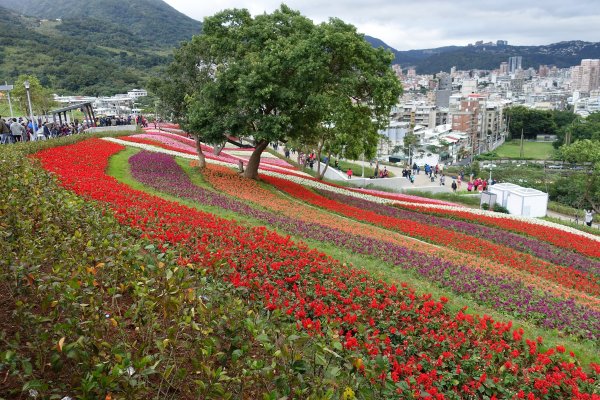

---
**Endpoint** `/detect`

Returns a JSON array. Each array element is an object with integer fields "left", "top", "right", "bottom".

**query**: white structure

[
  {"left": 489, "top": 183, "right": 548, "bottom": 217},
  {"left": 54, "top": 89, "right": 148, "bottom": 117},
  {"left": 127, "top": 89, "right": 148, "bottom": 98}
]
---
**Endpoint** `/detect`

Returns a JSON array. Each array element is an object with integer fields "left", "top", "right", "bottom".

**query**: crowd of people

[
  {"left": 1, "top": 116, "right": 92, "bottom": 144},
  {"left": 1, "top": 113, "right": 151, "bottom": 145},
  {"left": 97, "top": 114, "right": 148, "bottom": 127}
]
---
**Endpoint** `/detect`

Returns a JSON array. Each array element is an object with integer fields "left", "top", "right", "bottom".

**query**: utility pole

[
  {"left": 519, "top": 128, "right": 524, "bottom": 159},
  {"left": 5, "top": 81, "right": 14, "bottom": 118}
]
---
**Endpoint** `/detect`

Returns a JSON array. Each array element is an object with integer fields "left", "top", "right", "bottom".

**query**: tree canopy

[
  {"left": 560, "top": 139, "right": 600, "bottom": 212},
  {"left": 155, "top": 5, "right": 401, "bottom": 179},
  {"left": 505, "top": 106, "right": 558, "bottom": 140},
  {"left": 9, "top": 75, "right": 57, "bottom": 117}
]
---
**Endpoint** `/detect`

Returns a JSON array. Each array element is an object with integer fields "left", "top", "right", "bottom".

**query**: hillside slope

[{"left": 0, "top": 0, "right": 201, "bottom": 46}]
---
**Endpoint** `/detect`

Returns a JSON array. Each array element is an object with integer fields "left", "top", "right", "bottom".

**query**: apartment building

[{"left": 571, "top": 59, "right": 600, "bottom": 93}]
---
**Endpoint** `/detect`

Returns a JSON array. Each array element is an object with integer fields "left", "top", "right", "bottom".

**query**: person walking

[{"left": 585, "top": 209, "right": 595, "bottom": 227}]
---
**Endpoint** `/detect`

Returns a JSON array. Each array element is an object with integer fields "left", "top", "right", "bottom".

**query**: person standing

[
  {"left": 585, "top": 209, "right": 595, "bottom": 227},
  {"left": 10, "top": 118, "right": 24, "bottom": 142},
  {"left": 0, "top": 117, "right": 11, "bottom": 144},
  {"left": 451, "top": 180, "right": 457, "bottom": 192},
  {"left": 347, "top": 168, "right": 353, "bottom": 180}
]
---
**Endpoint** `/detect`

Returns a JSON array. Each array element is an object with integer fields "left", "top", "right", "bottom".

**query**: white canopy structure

[{"left": 489, "top": 183, "right": 548, "bottom": 217}]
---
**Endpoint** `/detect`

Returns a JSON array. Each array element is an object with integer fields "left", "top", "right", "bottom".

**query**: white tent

[{"left": 489, "top": 183, "right": 548, "bottom": 217}]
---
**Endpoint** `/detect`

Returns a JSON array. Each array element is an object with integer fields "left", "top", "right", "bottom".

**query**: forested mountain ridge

[
  {"left": 0, "top": 0, "right": 203, "bottom": 95},
  {"left": 0, "top": 0, "right": 201, "bottom": 46},
  {"left": 364, "top": 37, "right": 600, "bottom": 73},
  {"left": 0, "top": 6, "right": 172, "bottom": 95}
]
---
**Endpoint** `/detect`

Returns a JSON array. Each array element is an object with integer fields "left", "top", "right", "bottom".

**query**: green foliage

[
  {"left": 0, "top": 138, "right": 378, "bottom": 398},
  {"left": 555, "top": 112, "right": 600, "bottom": 148},
  {"left": 0, "top": 6, "right": 174, "bottom": 95},
  {"left": 0, "top": 0, "right": 201, "bottom": 47},
  {"left": 505, "top": 106, "right": 558, "bottom": 140},
  {"left": 158, "top": 5, "right": 401, "bottom": 179},
  {"left": 8, "top": 74, "right": 57, "bottom": 116},
  {"left": 397, "top": 41, "right": 600, "bottom": 74},
  {"left": 403, "top": 190, "right": 482, "bottom": 207},
  {"left": 559, "top": 139, "right": 600, "bottom": 212}
]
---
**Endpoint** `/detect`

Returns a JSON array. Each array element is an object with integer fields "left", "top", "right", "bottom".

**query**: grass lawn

[{"left": 494, "top": 140, "right": 556, "bottom": 159}]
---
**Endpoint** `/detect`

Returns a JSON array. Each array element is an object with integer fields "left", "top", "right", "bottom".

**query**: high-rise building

[
  {"left": 571, "top": 59, "right": 600, "bottom": 93},
  {"left": 538, "top": 65, "right": 550, "bottom": 77},
  {"left": 499, "top": 62, "right": 509, "bottom": 76},
  {"left": 437, "top": 72, "right": 452, "bottom": 90},
  {"left": 508, "top": 56, "right": 522, "bottom": 74}
]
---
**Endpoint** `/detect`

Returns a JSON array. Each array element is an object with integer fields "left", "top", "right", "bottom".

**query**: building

[
  {"left": 461, "top": 79, "right": 478, "bottom": 96},
  {"left": 499, "top": 62, "right": 509, "bottom": 76},
  {"left": 437, "top": 72, "right": 452, "bottom": 90},
  {"left": 127, "top": 89, "right": 148, "bottom": 98},
  {"left": 571, "top": 59, "right": 600, "bottom": 93},
  {"left": 54, "top": 89, "right": 148, "bottom": 117},
  {"left": 435, "top": 90, "right": 452, "bottom": 108},
  {"left": 509, "top": 56, "right": 522, "bottom": 74},
  {"left": 378, "top": 120, "right": 410, "bottom": 153},
  {"left": 451, "top": 97, "right": 482, "bottom": 155},
  {"left": 395, "top": 101, "right": 441, "bottom": 129}
]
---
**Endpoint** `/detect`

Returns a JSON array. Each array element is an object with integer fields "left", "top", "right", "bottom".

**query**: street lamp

[{"left": 24, "top": 80, "right": 35, "bottom": 142}]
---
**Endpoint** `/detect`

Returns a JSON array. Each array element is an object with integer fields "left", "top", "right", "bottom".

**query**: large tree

[
  {"left": 555, "top": 112, "right": 600, "bottom": 149},
  {"left": 560, "top": 139, "right": 600, "bottom": 212},
  {"left": 9, "top": 75, "right": 57, "bottom": 118},
  {"left": 161, "top": 5, "right": 401, "bottom": 179},
  {"left": 505, "top": 106, "right": 557, "bottom": 140}
]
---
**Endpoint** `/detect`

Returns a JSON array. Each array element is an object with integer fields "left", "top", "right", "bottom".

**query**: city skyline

[{"left": 163, "top": 0, "right": 600, "bottom": 51}]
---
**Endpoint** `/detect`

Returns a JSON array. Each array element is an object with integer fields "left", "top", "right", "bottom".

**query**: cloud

[{"left": 164, "top": 0, "right": 600, "bottom": 50}]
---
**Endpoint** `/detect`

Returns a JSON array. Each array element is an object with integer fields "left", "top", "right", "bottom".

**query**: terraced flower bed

[{"left": 2, "top": 133, "right": 599, "bottom": 399}]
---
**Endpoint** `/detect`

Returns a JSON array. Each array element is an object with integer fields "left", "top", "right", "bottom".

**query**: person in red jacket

[{"left": 347, "top": 168, "right": 353, "bottom": 179}]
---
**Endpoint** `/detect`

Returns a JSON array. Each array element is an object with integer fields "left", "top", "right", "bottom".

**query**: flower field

[{"left": 1, "top": 133, "right": 599, "bottom": 398}]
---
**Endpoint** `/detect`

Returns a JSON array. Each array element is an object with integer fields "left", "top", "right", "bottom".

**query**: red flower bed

[
  {"left": 34, "top": 139, "right": 600, "bottom": 398},
  {"left": 263, "top": 175, "right": 600, "bottom": 297},
  {"left": 397, "top": 204, "right": 600, "bottom": 259}
]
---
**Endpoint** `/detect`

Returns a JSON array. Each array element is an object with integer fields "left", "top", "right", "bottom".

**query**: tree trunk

[
  {"left": 242, "top": 139, "right": 269, "bottom": 179},
  {"left": 318, "top": 151, "right": 331, "bottom": 180},
  {"left": 195, "top": 136, "right": 206, "bottom": 169},
  {"left": 316, "top": 141, "right": 323, "bottom": 178},
  {"left": 213, "top": 142, "right": 225, "bottom": 156}
]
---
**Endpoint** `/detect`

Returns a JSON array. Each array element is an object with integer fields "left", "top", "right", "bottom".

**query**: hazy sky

[{"left": 163, "top": 0, "right": 600, "bottom": 50}]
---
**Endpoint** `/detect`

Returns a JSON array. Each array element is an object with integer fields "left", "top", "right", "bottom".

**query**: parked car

[{"left": 547, "top": 165, "right": 563, "bottom": 170}]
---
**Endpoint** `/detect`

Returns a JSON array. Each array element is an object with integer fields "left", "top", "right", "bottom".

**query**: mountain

[
  {"left": 0, "top": 0, "right": 203, "bottom": 95},
  {"left": 365, "top": 36, "right": 459, "bottom": 66},
  {"left": 2, "top": 0, "right": 599, "bottom": 96},
  {"left": 0, "top": 0, "right": 201, "bottom": 47},
  {"left": 366, "top": 38, "right": 600, "bottom": 74}
]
